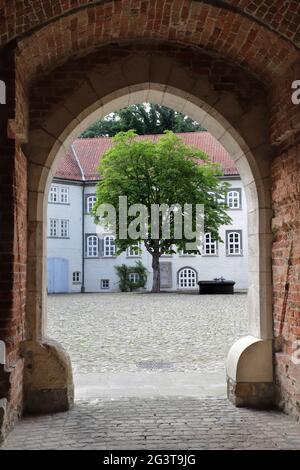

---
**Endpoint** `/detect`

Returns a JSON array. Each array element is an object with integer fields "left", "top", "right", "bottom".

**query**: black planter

[{"left": 198, "top": 280, "right": 235, "bottom": 294}]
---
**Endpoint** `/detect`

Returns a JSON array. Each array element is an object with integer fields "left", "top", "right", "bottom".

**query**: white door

[{"left": 47, "top": 258, "right": 69, "bottom": 293}]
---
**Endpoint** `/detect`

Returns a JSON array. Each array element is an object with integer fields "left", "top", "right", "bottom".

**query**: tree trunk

[{"left": 151, "top": 252, "right": 160, "bottom": 293}]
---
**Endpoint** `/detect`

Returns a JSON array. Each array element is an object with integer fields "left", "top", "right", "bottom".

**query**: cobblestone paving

[
  {"left": 47, "top": 292, "right": 248, "bottom": 374},
  {"left": 3, "top": 398, "right": 300, "bottom": 450},
  {"left": 3, "top": 294, "right": 300, "bottom": 450}
]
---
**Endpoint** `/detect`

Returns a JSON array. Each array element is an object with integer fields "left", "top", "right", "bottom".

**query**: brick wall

[
  {"left": 16, "top": 1, "right": 298, "bottom": 86},
  {"left": 0, "top": 1, "right": 299, "bottom": 48},
  {"left": 272, "top": 141, "right": 300, "bottom": 419},
  {"left": 0, "top": 47, "right": 28, "bottom": 436},
  {"left": 0, "top": 138, "right": 27, "bottom": 437}
]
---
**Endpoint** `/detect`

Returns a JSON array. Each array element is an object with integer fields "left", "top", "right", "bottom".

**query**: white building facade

[{"left": 47, "top": 133, "right": 248, "bottom": 293}]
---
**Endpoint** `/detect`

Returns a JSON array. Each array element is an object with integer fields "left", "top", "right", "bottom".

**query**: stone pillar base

[
  {"left": 227, "top": 377, "right": 275, "bottom": 408},
  {"left": 0, "top": 398, "right": 7, "bottom": 443},
  {"left": 21, "top": 339, "right": 74, "bottom": 414},
  {"left": 226, "top": 335, "right": 274, "bottom": 409}
]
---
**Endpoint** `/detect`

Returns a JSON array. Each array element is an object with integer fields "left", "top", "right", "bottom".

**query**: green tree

[
  {"left": 81, "top": 103, "right": 204, "bottom": 137},
  {"left": 93, "top": 131, "right": 231, "bottom": 293}
]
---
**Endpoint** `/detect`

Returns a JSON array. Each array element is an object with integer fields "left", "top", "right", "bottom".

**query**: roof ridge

[
  {"left": 71, "top": 143, "right": 86, "bottom": 181},
  {"left": 74, "top": 131, "right": 210, "bottom": 143}
]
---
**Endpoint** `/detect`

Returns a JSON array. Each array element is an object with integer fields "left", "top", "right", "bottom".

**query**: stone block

[
  {"left": 227, "top": 377, "right": 275, "bottom": 409},
  {"left": 21, "top": 339, "right": 74, "bottom": 414}
]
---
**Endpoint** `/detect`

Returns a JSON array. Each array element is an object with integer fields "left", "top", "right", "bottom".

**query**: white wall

[
  {"left": 47, "top": 177, "right": 248, "bottom": 293},
  {"left": 47, "top": 182, "right": 83, "bottom": 293}
]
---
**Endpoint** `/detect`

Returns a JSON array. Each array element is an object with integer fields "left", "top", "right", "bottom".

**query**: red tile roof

[{"left": 54, "top": 132, "right": 239, "bottom": 181}]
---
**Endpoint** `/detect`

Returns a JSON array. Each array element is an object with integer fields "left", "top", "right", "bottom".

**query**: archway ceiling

[
  {"left": 0, "top": 1, "right": 299, "bottom": 50},
  {"left": 28, "top": 43, "right": 265, "bottom": 130},
  {"left": 5, "top": 1, "right": 299, "bottom": 86}
]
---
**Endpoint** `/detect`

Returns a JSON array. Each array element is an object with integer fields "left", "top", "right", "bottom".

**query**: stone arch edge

[{"left": 23, "top": 82, "right": 274, "bottom": 413}]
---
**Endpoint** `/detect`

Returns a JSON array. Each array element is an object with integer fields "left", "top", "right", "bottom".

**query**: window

[
  {"left": 60, "top": 187, "right": 69, "bottom": 204},
  {"left": 101, "top": 279, "right": 110, "bottom": 289},
  {"left": 129, "top": 273, "right": 140, "bottom": 283},
  {"left": 73, "top": 272, "right": 81, "bottom": 283},
  {"left": 127, "top": 243, "right": 141, "bottom": 257},
  {"left": 178, "top": 267, "right": 197, "bottom": 289},
  {"left": 227, "top": 190, "right": 241, "bottom": 209},
  {"left": 87, "top": 195, "right": 96, "bottom": 213},
  {"left": 104, "top": 236, "right": 116, "bottom": 257},
  {"left": 226, "top": 231, "right": 242, "bottom": 255},
  {"left": 49, "top": 219, "right": 58, "bottom": 237},
  {"left": 60, "top": 219, "right": 69, "bottom": 238},
  {"left": 49, "top": 219, "right": 69, "bottom": 238},
  {"left": 204, "top": 233, "right": 218, "bottom": 256},
  {"left": 48, "top": 185, "right": 69, "bottom": 204},
  {"left": 87, "top": 235, "right": 98, "bottom": 257},
  {"left": 49, "top": 185, "right": 58, "bottom": 203}
]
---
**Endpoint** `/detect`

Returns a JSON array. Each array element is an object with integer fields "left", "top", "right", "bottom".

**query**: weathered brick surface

[
  {"left": 0, "top": 142, "right": 27, "bottom": 439},
  {"left": 15, "top": 1, "right": 298, "bottom": 85},
  {"left": 0, "top": 1, "right": 299, "bottom": 48},
  {"left": 270, "top": 61, "right": 300, "bottom": 146},
  {"left": 272, "top": 142, "right": 300, "bottom": 420},
  {"left": 0, "top": 49, "right": 27, "bottom": 437},
  {"left": 1, "top": 143, "right": 27, "bottom": 431}
]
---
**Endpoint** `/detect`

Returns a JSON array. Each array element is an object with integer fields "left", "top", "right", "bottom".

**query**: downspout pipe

[{"left": 71, "top": 144, "right": 86, "bottom": 293}]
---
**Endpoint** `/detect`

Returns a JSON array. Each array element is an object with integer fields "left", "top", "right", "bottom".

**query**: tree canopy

[
  {"left": 80, "top": 103, "right": 205, "bottom": 138},
  {"left": 93, "top": 130, "right": 231, "bottom": 292}
]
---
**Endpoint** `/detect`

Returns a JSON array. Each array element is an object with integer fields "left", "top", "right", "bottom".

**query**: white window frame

[
  {"left": 179, "top": 249, "right": 196, "bottom": 257},
  {"left": 178, "top": 267, "right": 197, "bottom": 289},
  {"left": 127, "top": 243, "right": 141, "bottom": 257},
  {"left": 60, "top": 187, "right": 69, "bottom": 204},
  {"left": 60, "top": 219, "right": 69, "bottom": 238},
  {"left": 226, "top": 231, "right": 242, "bottom": 256},
  {"left": 86, "top": 235, "right": 99, "bottom": 258},
  {"left": 87, "top": 195, "right": 97, "bottom": 213},
  {"left": 49, "top": 185, "right": 69, "bottom": 204},
  {"left": 103, "top": 235, "right": 116, "bottom": 257},
  {"left": 49, "top": 218, "right": 59, "bottom": 237},
  {"left": 101, "top": 279, "right": 110, "bottom": 290},
  {"left": 227, "top": 190, "right": 241, "bottom": 209},
  {"left": 72, "top": 271, "right": 81, "bottom": 283},
  {"left": 203, "top": 233, "right": 218, "bottom": 256},
  {"left": 129, "top": 272, "right": 140, "bottom": 283},
  {"left": 49, "top": 185, "right": 59, "bottom": 203}
]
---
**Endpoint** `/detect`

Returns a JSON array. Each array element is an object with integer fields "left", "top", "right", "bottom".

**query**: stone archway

[
  {"left": 1, "top": 1, "right": 300, "bottom": 440},
  {"left": 24, "top": 56, "right": 274, "bottom": 412}
]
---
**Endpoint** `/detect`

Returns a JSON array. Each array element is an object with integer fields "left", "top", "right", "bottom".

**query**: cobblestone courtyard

[
  {"left": 48, "top": 292, "right": 248, "bottom": 375},
  {"left": 47, "top": 292, "right": 248, "bottom": 398},
  {"left": 3, "top": 293, "right": 300, "bottom": 450}
]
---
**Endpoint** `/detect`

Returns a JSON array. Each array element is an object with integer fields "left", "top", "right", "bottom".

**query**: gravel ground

[{"left": 47, "top": 292, "right": 248, "bottom": 375}]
